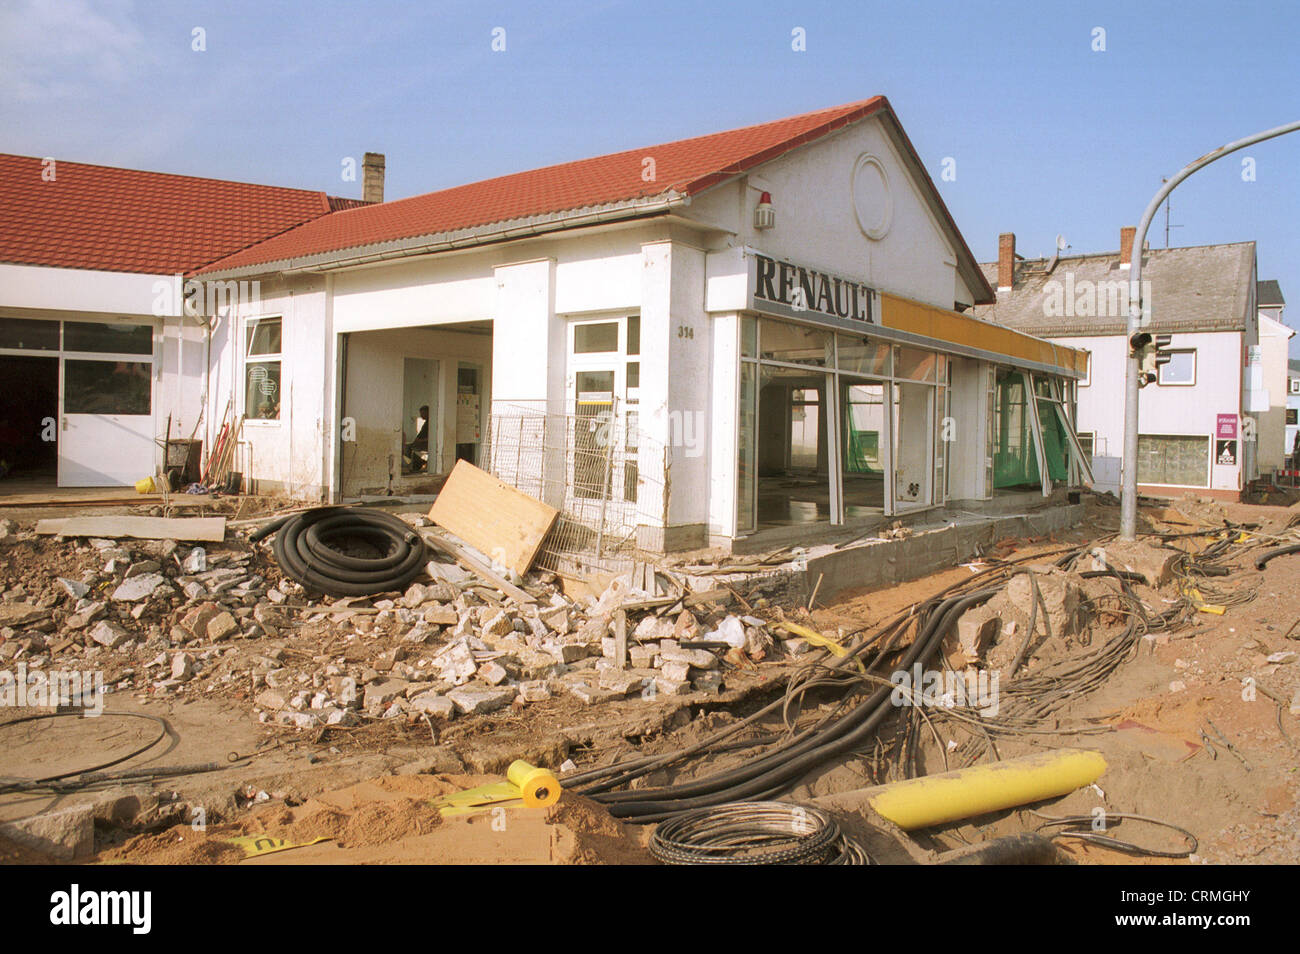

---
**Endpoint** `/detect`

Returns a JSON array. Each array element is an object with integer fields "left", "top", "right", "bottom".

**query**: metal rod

[{"left": 1121, "top": 118, "right": 1300, "bottom": 539}]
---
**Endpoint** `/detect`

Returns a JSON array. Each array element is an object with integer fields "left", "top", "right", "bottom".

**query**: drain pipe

[{"left": 1121, "top": 118, "right": 1300, "bottom": 540}]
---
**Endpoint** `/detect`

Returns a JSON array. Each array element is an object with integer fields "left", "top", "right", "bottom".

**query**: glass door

[
  {"left": 58, "top": 320, "right": 156, "bottom": 487},
  {"left": 839, "top": 377, "right": 889, "bottom": 517},
  {"left": 891, "top": 380, "right": 934, "bottom": 511}
]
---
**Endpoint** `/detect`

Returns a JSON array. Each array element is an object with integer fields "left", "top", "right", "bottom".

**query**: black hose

[
  {"left": 271, "top": 507, "right": 426, "bottom": 597},
  {"left": 590, "top": 587, "right": 998, "bottom": 821},
  {"left": 1255, "top": 542, "right": 1300, "bottom": 571}
]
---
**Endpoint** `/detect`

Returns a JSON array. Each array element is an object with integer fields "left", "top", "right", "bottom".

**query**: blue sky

[{"left": 3, "top": 0, "right": 1298, "bottom": 353}]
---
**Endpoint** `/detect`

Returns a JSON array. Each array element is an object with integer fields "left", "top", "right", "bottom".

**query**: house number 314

[{"left": 677, "top": 325, "right": 694, "bottom": 339}]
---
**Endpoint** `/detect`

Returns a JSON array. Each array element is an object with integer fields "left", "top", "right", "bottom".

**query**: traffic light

[{"left": 1130, "top": 332, "right": 1173, "bottom": 388}]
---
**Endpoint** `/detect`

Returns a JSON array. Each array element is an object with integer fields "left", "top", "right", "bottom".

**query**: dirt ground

[{"left": 2, "top": 492, "right": 1298, "bottom": 865}]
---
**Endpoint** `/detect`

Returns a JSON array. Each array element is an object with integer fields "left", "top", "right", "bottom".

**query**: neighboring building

[
  {"left": 189, "top": 97, "right": 1088, "bottom": 554},
  {"left": 975, "top": 231, "right": 1267, "bottom": 501},
  {"left": 1287, "top": 357, "right": 1300, "bottom": 466},
  {"left": 0, "top": 154, "right": 376, "bottom": 486},
  {"left": 1257, "top": 280, "right": 1293, "bottom": 474}
]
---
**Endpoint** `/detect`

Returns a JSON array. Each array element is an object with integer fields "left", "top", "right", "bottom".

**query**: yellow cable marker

[
  {"left": 507, "top": 759, "right": 562, "bottom": 808},
  {"left": 778, "top": 621, "right": 866, "bottom": 674},
  {"left": 866, "top": 748, "right": 1107, "bottom": 830}
]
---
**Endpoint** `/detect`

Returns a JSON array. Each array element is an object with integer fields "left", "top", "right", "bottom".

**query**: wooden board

[
  {"left": 0, "top": 491, "right": 216, "bottom": 508},
  {"left": 427, "top": 460, "right": 558, "bottom": 578},
  {"left": 35, "top": 515, "right": 228, "bottom": 542}
]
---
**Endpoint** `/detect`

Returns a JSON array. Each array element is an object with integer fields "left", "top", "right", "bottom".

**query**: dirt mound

[{"left": 547, "top": 794, "right": 655, "bottom": 865}]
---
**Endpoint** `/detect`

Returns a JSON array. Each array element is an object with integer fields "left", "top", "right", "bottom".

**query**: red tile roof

[
  {"left": 0, "top": 154, "right": 336, "bottom": 274},
  {"left": 199, "top": 97, "right": 891, "bottom": 274}
]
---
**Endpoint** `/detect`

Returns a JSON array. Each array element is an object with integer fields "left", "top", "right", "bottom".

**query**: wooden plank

[
  {"left": 35, "top": 515, "right": 227, "bottom": 542},
  {"left": 418, "top": 528, "right": 536, "bottom": 604},
  {"left": 0, "top": 491, "right": 216, "bottom": 508},
  {"left": 427, "top": 460, "right": 558, "bottom": 577}
]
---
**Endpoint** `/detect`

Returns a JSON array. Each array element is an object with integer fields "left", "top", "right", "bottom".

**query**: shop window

[
  {"left": 574, "top": 322, "right": 619, "bottom": 354},
  {"left": 64, "top": 359, "right": 151, "bottom": 415},
  {"left": 759, "top": 319, "right": 830, "bottom": 366},
  {"left": 1138, "top": 434, "right": 1208, "bottom": 487},
  {"left": 0, "top": 317, "right": 59, "bottom": 351},
  {"left": 64, "top": 320, "right": 153, "bottom": 355},
  {"left": 626, "top": 316, "right": 640, "bottom": 356},
  {"left": 245, "top": 317, "right": 282, "bottom": 420},
  {"left": 741, "top": 317, "right": 758, "bottom": 358},
  {"left": 894, "top": 346, "right": 937, "bottom": 382},
  {"left": 836, "top": 335, "right": 891, "bottom": 376},
  {"left": 1287, "top": 409, "right": 1298, "bottom": 427},
  {"left": 1158, "top": 350, "right": 1196, "bottom": 386},
  {"left": 992, "top": 370, "right": 1038, "bottom": 489}
]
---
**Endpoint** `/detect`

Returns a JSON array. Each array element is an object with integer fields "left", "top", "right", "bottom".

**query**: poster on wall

[
  {"left": 1216, "top": 414, "right": 1238, "bottom": 440},
  {"left": 1216, "top": 439, "right": 1237, "bottom": 466}
]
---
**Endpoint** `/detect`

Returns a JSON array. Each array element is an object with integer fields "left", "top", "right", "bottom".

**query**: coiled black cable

[
  {"left": 271, "top": 507, "right": 426, "bottom": 597},
  {"left": 649, "top": 801, "right": 868, "bottom": 865}
]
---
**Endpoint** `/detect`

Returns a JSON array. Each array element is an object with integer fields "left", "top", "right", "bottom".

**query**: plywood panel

[
  {"left": 35, "top": 515, "right": 227, "bottom": 542},
  {"left": 428, "top": 460, "right": 558, "bottom": 576}
]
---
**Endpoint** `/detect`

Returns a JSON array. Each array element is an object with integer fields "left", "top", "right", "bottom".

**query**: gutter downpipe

[{"left": 1120, "top": 119, "right": 1300, "bottom": 540}]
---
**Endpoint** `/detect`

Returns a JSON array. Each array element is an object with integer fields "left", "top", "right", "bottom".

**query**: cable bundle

[
  {"left": 649, "top": 801, "right": 868, "bottom": 865},
  {"left": 269, "top": 507, "right": 426, "bottom": 597}
]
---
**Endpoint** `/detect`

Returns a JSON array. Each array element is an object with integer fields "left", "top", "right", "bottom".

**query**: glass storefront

[
  {"left": 735, "top": 316, "right": 1082, "bottom": 535},
  {"left": 736, "top": 316, "right": 951, "bottom": 532}
]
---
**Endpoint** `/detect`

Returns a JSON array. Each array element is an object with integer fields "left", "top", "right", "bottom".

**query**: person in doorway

[{"left": 405, "top": 405, "right": 430, "bottom": 472}]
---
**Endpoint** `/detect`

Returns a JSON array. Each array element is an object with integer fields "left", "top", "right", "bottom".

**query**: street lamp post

[{"left": 1120, "top": 119, "right": 1300, "bottom": 540}]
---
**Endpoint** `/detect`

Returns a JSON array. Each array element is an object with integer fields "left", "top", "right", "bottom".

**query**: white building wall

[
  {"left": 1061, "top": 331, "right": 1244, "bottom": 494},
  {"left": 212, "top": 275, "right": 330, "bottom": 497},
  {"left": 1258, "top": 313, "right": 1294, "bottom": 472},
  {"left": 685, "top": 113, "right": 971, "bottom": 311}
]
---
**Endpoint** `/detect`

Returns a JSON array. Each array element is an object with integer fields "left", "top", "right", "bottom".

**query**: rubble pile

[{"left": 0, "top": 514, "right": 816, "bottom": 733}]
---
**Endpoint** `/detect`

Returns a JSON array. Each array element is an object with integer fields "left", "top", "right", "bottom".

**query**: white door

[{"left": 57, "top": 321, "right": 157, "bottom": 487}]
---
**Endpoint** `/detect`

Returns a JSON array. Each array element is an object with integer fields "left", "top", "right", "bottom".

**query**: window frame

[
  {"left": 1157, "top": 348, "right": 1197, "bottom": 387},
  {"left": 1137, "top": 432, "right": 1210, "bottom": 488},
  {"left": 242, "top": 314, "right": 284, "bottom": 424}
]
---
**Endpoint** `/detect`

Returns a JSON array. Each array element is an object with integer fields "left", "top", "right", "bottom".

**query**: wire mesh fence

[{"left": 485, "top": 402, "right": 668, "bottom": 577}]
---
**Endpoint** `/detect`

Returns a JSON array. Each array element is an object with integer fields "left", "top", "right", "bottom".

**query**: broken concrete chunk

[
  {"left": 65, "top": 602, "right": 106, "bottom": 630},
  {"left": 111, "top": 573, "right": 169, "bottom": 603},
  {"left": 363, "top": 679, "right": 410, "bottom": 709},
  {"left": 0, "top": 602, "right": 51, "bottom": 627},
  {"left": 409, "top": 693, "right": 457, "bottom": 720},
  {"left": 206, "top": 611, "right": 239, "bottom": 642},
  {"left": 518, "top": 680, "right": 552, "bottom": 703},
  {"left": 446, "top": 685, "right": 516, "bottom": 715},
  {"left": 88, "top": 620, "right": 129, "bottom": 649},
  {"left": 182, "top": 547, "right": 207, "bottom": 574},
  {"left": 0, "top": 805, "right": 94, "bottom": 860},
  {"left": 659, "top": 646, "right": 718, "bottom": 670},
  {"left": 57, "top": 578, "right": 89, "bottom": 601},
  {"left": 171, "top": 652, "right": 194, "bottom": 680},
  {"left": 124, "top": 560, "right": 162, "bottom": 579}
]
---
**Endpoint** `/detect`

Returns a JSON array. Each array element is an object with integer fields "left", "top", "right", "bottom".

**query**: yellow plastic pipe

[{"left": 867, "top": 748, "right": 1106, "bottom": 830}]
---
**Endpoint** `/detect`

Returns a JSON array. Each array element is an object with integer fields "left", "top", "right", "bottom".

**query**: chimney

[
  {"left": 1119, "top": 225, "right": 1136, "bottom": 269},
  {"left": 362, "top": 152, "right": 385, "bottom": 204},
  {"left": 997, "top": 232, "right": 1016, "bottom": 290}
]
